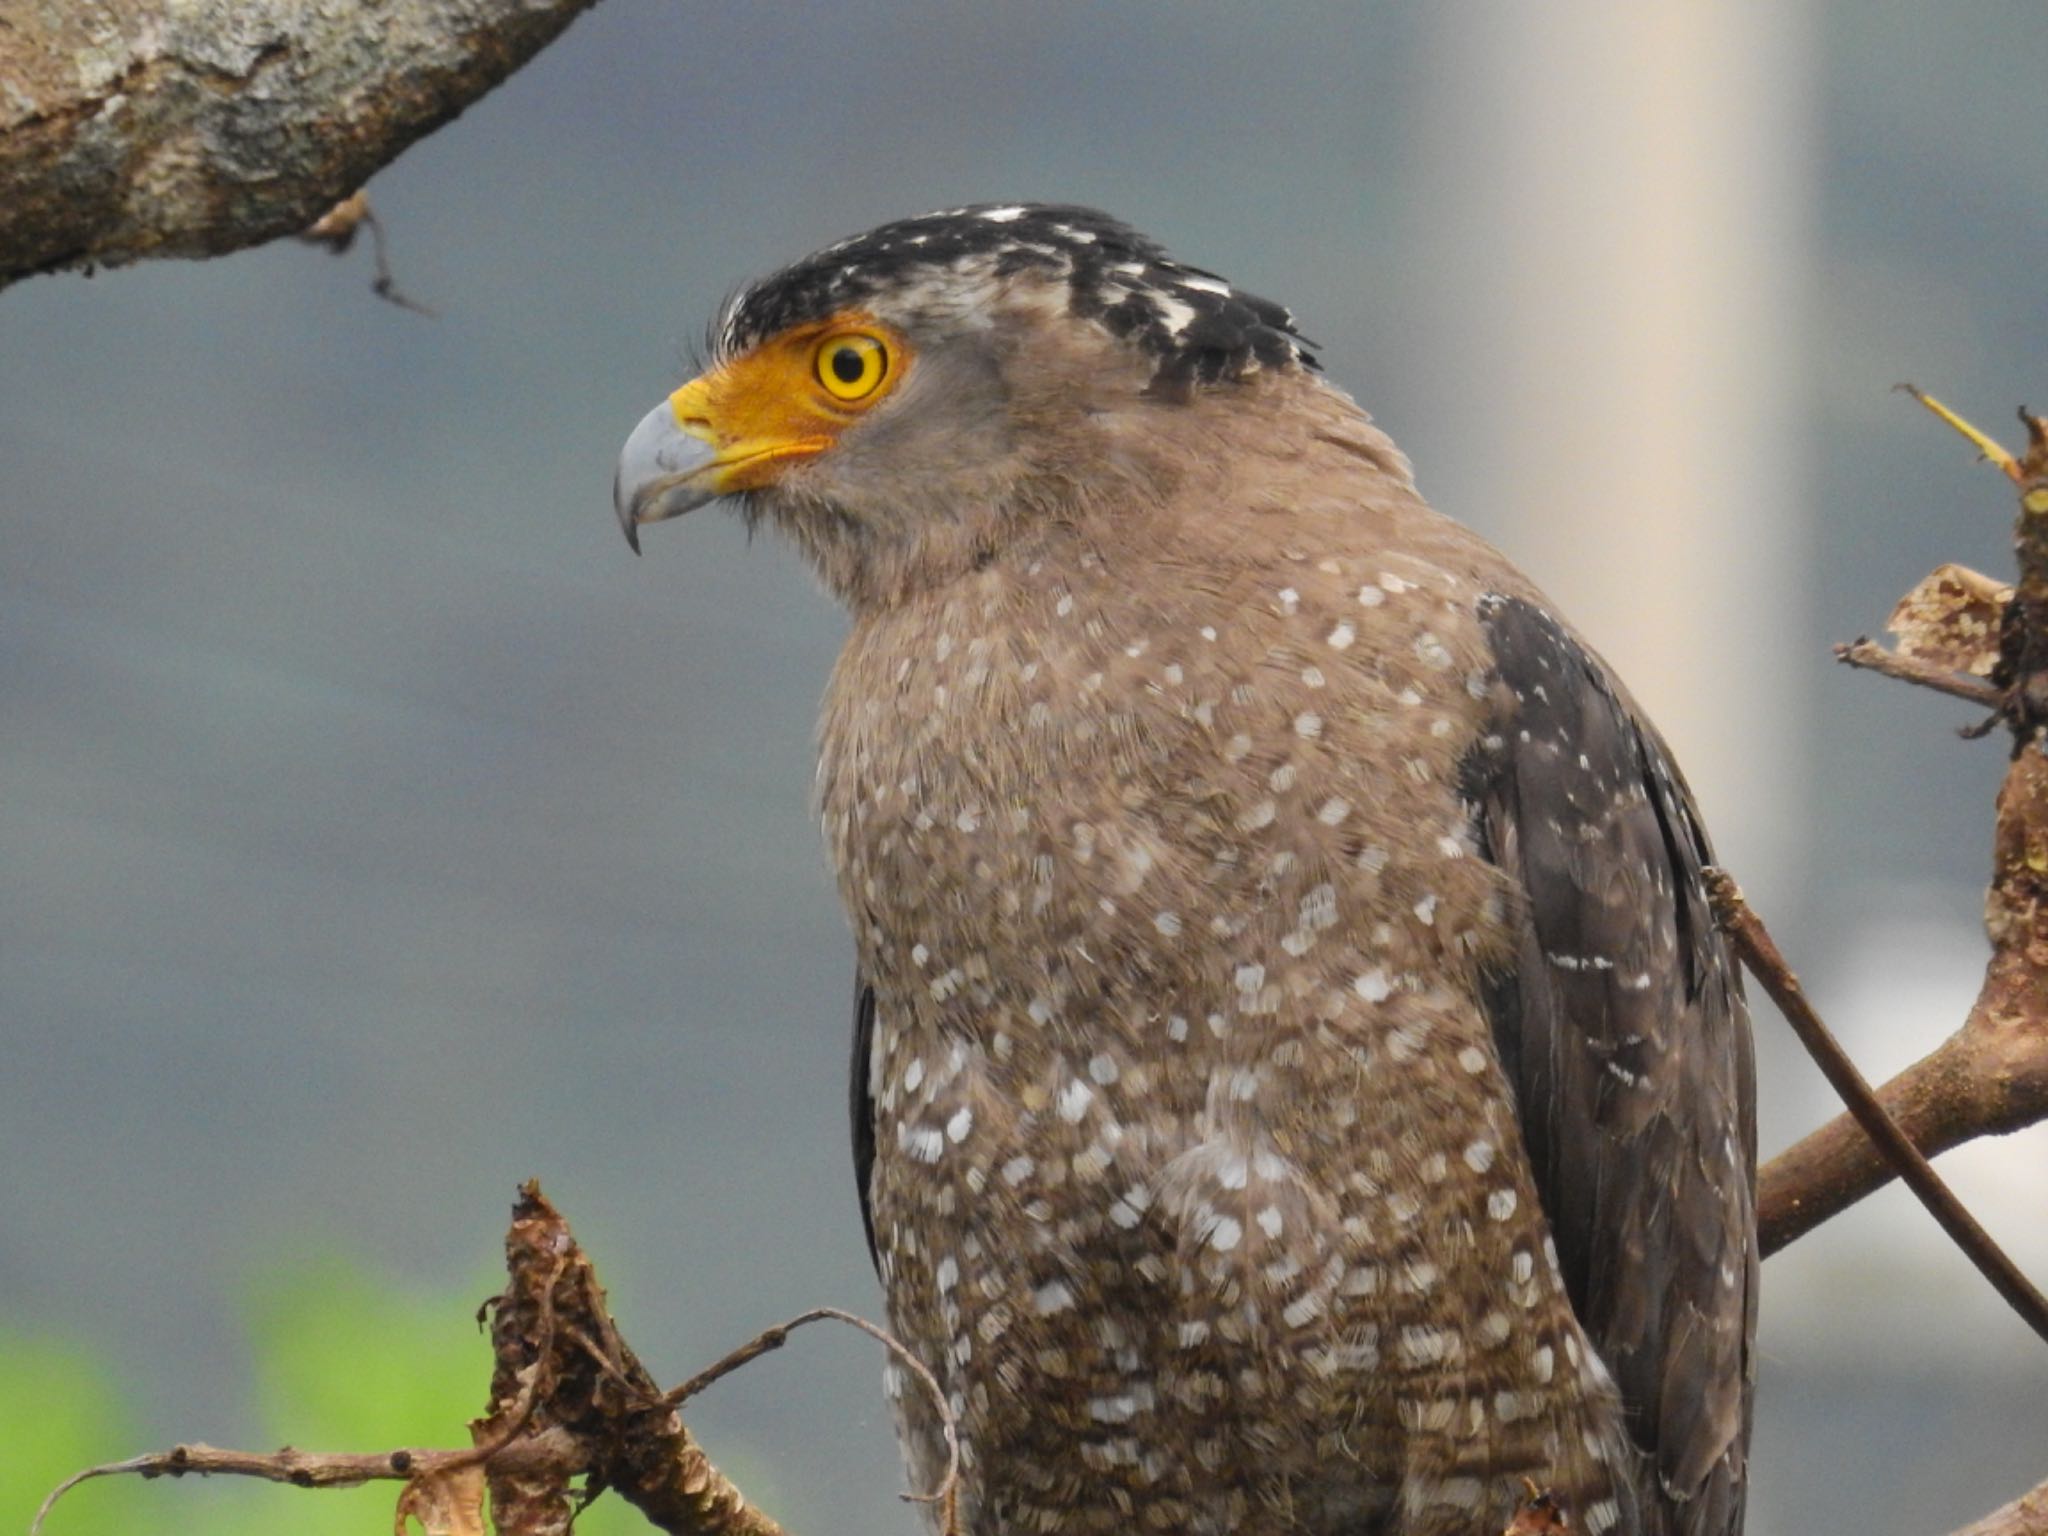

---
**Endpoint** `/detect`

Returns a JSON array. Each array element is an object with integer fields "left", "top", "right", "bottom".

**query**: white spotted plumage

[{"left": 666, "top": 205, "right": 1759, "bottom": 1536}]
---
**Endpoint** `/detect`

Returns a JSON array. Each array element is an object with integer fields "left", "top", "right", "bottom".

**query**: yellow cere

[{"left": 663, "top": 314, "right": 907, "bottom": 494}]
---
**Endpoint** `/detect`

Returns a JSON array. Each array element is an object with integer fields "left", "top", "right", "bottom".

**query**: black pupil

[{"left": 831, "top": 345, "right": 868, "bottom": 385}]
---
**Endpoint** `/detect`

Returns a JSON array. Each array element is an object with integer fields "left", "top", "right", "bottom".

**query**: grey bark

[{"left": 0, "top": 0, "right": 602, "bottom": 291}]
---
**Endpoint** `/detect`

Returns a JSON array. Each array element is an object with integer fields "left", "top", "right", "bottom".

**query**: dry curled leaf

[
  {"left": 395, "top": 1463, "right": 487, "bottom": 1536},
  {"left": 1886, "top": 561, "right": 2011, "bottom": 677}
]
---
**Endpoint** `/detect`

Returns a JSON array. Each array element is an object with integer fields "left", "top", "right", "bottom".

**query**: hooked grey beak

[{"left": 613, "top": 399, "right": 720, "bottom": 554}]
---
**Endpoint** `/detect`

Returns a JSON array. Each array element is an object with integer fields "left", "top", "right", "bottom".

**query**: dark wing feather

[
  {"left": 1466, "top": 595, "right": 1757, "bottom": 1536},
  {"left": 851, "top": 975, "right": 880, "bottom": 1270}
]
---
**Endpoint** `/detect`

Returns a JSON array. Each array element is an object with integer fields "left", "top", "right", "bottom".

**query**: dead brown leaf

[
  {"left": 1886, "top": 562, "right": 2011, "bottom": 676},
  {"left": 394, "top": 1463, "right": 487, "bottom": 1536}
]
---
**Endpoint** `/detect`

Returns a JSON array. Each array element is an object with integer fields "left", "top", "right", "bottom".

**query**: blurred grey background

[{"left": 5, "top": 1, "right": 2047, "bottom": 1530}]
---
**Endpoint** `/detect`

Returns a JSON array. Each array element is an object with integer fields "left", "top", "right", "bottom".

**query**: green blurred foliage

[
  {"left": 16, "top": 1261, "right": 650, "bottom": 1535},
  {"left": 0, "top": 1336, "right": 148, "bottom": 1535}
]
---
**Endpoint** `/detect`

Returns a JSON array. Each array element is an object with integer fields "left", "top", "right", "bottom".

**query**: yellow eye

[{"left": 815, "top": 333, "right": 889, "bottom": 401}]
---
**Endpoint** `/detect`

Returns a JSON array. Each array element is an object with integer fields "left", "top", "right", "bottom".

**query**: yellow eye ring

[{"left": 815, "top": 332, "right": 889, "bottom": 401}]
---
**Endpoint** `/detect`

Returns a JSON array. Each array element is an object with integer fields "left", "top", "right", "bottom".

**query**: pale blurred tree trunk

[{"left": 1414, "top": 3, "right": 1816, "bottom": 904}]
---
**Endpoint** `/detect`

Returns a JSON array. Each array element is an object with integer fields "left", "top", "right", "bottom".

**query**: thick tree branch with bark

[
  {"left": 1957, "top": 1479, "right": 2048, "bottom": 1536},
  {"left": 0, "top": 0, "right": 601, "bottom": 290}
]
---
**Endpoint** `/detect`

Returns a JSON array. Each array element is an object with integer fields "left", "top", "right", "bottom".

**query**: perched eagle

[{"left": 615, "top": 204, "right": 1756, "bottom": 1536}]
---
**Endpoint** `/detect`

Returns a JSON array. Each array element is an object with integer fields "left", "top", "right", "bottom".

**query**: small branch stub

[{"left": 297, "top": 191, "right": 434, "bottom": 314}]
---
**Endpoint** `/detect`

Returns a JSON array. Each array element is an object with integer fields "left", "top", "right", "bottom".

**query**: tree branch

[
  {"left": 1713, "top": 871, "right": 2048, "bottom": 1342},
  {"left": 0, "top": 0, "right": 602, "bottom": 290},
  {"left": 1834, "top": 636, "right": 2006, "bottom": 708},
  {"left": 1954, "top": 1476, "right": 2048, "bottom": 1536},
  {"left": 1756, "top": 398, "right": 2048, "bottom": 1258},
  {"left": 1758, "top": 814, "right": 2048, "bottom": 1255},
  {"left": 34, "top": 1183, "right": 958, "bottom": 1536},
  {"left": 481, "top": 1183, "right": 789, "bottom": 1536}
]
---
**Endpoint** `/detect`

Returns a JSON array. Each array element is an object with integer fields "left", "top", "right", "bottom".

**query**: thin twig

[
  {"left": 1758, "top": 1027, "right": 1979, "bottom": 1254},
  {"left": 31, "top": 1431, "right": 582, "bottom": 1535},
  {"left": 1897, "top": 384, "right": 2026, "bottom": 484},
  {"left": 666, "top": 1305, "right": 962, "bottom": 1527},
  {"left": 564, "top": 1320, "right": 666, "bottom": 1405},
  {"left": 298, "top": 191, "right": 435, "bottom": 315},
  {"left": 1708, "top": 869, "right": 2048, "bottom": 1346},
  {"left": 1834, "top": 637, "right": 2006, "bottom": 707},
  {"left": 360, "top": 202, "right": 435, "bottom": 316}
]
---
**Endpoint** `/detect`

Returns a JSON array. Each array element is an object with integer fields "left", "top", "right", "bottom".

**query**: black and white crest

[{"left": 716, "top": 203, "right": 1319, "bottom": 392}]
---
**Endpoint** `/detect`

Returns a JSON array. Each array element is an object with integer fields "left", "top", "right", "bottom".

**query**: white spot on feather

[
  {"left": 1033, "top": 1279, "right": 1075, "bottom": 1313},
  {"left": 1353, "top": 968, "right": 1392, "bottom": 1003},
  {"left": 1414, "top": 632, "right": 1454, "bottom": 670}
]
